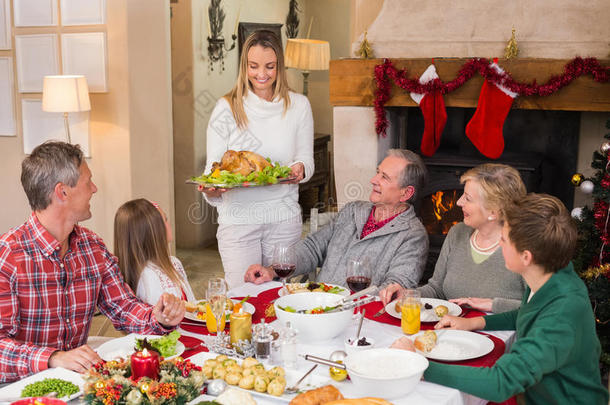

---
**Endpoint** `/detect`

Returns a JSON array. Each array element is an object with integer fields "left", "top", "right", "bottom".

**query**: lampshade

[
  {"left": 284, "top": 39, "right": 330, "bottom": 71},
  {"left": 42, "top": 75, "right": 91, "bottom": 113}
]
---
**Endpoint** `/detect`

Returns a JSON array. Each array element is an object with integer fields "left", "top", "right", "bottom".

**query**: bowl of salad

[{"left": 274, "top": 292, "right": 352, "bottom": 342}]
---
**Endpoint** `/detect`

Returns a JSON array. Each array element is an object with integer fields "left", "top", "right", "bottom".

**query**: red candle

[{"left": 131, "top": 348, "right": 160, "bottom": 381}]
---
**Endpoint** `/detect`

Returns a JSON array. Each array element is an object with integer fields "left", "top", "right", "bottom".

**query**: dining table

[{"left": 177, "top": 281, "right": 517, "bottom": 405}]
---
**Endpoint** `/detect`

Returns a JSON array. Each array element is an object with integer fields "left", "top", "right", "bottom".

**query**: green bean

[{"left": 21, "top": 378, "right": 79, "bottom": 398}]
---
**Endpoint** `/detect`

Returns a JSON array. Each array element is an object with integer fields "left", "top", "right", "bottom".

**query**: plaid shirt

[
  {"left": 360, "top": 206, "right": 402, "bottom": 239},
  {"left": 0, "top": 214, "right": 172, "bottom": 382}
]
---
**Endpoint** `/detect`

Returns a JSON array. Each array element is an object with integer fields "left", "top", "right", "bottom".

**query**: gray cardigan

[
  {"left": 418, "top": 222, "right": 525, "bottom": 313},
  {"left": 294, "top": 201, "right": 428, "bottom": 289}
]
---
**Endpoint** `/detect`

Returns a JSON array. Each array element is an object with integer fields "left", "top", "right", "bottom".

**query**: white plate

[
  {"left": 386, "top": 298, "right": 462, "bottom": 322},
  {"left": 278, "top": 282, "right": 349, "bottom": 297},
  {"left": 184, "top": 299, "right": 256, "bottom": 323},
  {"left": 188, "top": 352, "right": 330, "bottom": 403},
  {"left": 411, "top": 330, "right": 494, "bottom": 361},
  {"left": 96, "top": 334, "right": 185, "bottom": 361},
  {"left": 0, "top": 367, "right": 84, "bottom": 401}
]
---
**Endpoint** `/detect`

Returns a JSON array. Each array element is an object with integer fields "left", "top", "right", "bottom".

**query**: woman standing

[
  {"left": 201, "top": 30, "right": 314, "bottom": 288},
  {"left": 380, "top": 163, "right": 526, "bottom": 313}
]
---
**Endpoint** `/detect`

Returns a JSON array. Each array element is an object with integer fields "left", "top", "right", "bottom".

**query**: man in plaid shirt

[{"left": 0, "top": 142, "right": 185, "bottom": 382}]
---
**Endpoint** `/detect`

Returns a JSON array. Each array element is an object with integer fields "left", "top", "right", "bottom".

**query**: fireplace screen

[{"left": 421, "top": 190, "right": 463, "bottom": 235}]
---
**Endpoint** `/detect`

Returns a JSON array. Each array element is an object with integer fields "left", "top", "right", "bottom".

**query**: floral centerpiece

[{"left": 83, "top": 357, "right": 205, "bottom": 405}]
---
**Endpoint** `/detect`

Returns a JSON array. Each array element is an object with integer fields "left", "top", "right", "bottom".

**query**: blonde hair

[
  {"left": 113, "top": 199, "right": 185, "bottom": 293},
  {"left": 504, "top": 193, "right": 577, "bottom": 273},
  {"left": 224, "top": 30, "right": 291, "bottom": 129},
  {"left": 460, "top": 163, "right": 526, "bottom": 213}
]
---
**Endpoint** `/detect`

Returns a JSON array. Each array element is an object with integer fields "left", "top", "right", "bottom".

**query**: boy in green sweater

[{"left": 392, "top": 193, "right": 608, "bottom": 404}]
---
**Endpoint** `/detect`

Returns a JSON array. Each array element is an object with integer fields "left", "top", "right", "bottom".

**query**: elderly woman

[{"left": 380, "top": 163, "right": 526, "bottom": 313}]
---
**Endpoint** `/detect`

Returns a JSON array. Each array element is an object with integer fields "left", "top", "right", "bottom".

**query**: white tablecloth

[{"left": 177, "top": 281, "right": 517, "bottom": 405}]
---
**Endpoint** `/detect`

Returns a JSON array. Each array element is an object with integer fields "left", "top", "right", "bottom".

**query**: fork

[{"left": 284, "top": 364, "right": 318, "bottom": 394}]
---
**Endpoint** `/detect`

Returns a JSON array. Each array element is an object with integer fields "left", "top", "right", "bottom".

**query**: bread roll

[
  {"left": 184, "top": 301, "right": 197, "bottom": 312},
  {"left": 324, "top": 399, "right": 393, "bottom": 405},
  {"left": 414, "top": 330, "right": 437, "bottom": 353},
  {"left": 434, "top": 305, "right": 448, "bottom": 317},
  {"left": 289, "top": 385, "right": 343, "bottom": 405}
]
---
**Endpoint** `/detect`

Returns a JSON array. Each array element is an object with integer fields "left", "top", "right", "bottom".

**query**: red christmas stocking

[
  {"left": 465, "top": 62, "right": 518, "bottom": 159},
  {"left": 410, "top": 64, "right": 447, "bottom": 156}
]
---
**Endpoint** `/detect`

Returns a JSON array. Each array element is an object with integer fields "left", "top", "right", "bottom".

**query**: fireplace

[{"left": 387, "top": 106, "right": 580, "bottom": 281}]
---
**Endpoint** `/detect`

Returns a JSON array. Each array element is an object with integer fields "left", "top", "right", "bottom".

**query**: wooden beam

[{"left": 329, "top": 58, "right": 610, "bottom": 111}]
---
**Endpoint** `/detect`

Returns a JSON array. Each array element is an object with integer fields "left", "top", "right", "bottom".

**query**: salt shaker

[
  {"left": 253, "top": 319, "right": 272, "bottom": 360},
  {"left": 280, "top": 321, "right": 298, "bottom": 369}
]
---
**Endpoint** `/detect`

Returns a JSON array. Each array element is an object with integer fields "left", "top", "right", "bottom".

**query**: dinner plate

[
  {"left": 411, "top": 330, "right": 494, "bottom": 361},
  {"left": 278, "top": 282, "right": 349, "bottom": 297},
  {"left": 188, "top": 352, "right": 329, "bottom": 403},
  {"left": 187, "top": 176, "right": 296, "bottom": 189},
  {"left": 184, "top": 299, "right": 256, "bottom": 323},
  {"left": 0, "top": 367, "right": 84, "bottom": 401},
  {"left": 96, "top": 334, "right": 185, "bottom": 361},
  {"left": 385, "top": 298, "right": 462, "bottom": 322}
]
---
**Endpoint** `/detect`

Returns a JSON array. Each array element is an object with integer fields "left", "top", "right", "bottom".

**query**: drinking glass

[
  {"left": 346, "top": 259, "right": 372, "bottom": 293},
  {"left": 207, "top": 277, "right": 228, "bottom": 344},
  {"left": 271, "top": 244, "right": 296, "bottom": 294},
  {"left": 400, "top": 289, "right": 421, "bottom": 335}
]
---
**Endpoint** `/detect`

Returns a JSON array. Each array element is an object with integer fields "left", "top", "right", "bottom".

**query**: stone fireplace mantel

[{"left": 330, "top": 58, "right": 610, "bottom": 111}]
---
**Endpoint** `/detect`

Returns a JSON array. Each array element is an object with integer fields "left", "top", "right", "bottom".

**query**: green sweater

[{"left": 424, "top": 263, "right": 608, "bottom": 404}]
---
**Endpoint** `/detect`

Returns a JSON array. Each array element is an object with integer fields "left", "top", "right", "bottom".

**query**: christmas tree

[{"left": 573, "top": 117, "right": 610, "bottom": 378}]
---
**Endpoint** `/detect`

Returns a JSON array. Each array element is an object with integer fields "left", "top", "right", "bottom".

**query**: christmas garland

[
  {"left": 374, "top": 57, "right": 610, "bottom": 136},
  {"left": 83, "top": 358, "right": 205, "bottom": 405}
]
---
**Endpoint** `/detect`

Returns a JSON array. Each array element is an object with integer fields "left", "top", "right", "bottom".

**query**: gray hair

[
  {"left": 386, "top": 149, "right": 428, "bottom": 203},
  {"left": 21, "top": 141, "right": 84, "bottom": 211}
]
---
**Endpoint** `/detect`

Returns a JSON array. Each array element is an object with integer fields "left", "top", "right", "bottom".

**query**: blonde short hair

[{"left": 460, "top": 163, "right": 526, "bottom": 213}]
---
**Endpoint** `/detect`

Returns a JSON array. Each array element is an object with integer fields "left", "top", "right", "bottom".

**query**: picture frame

[
  {"left": 15, "top": 34, "right": 59, "bottom": 92},
  {"left": 14, "top": 0, "right": 57, "bottom": 27},
  {"left": 237, "top": 22, "right": 283, "bottom": 58},
  {"left": 0, "top": 0, "right": 11, "bottom": 50},
  {"left": 60, "top": 0, "right": 106, "bottom": 26},
  {"left": 0, "top": 57, "right": 16, "bottom": 136},
  {"left": 21, "top": 99, "right": 90, "bottom": 156},
  {"left": 61, "top": 32, "right": 108, "bottom": 92}
]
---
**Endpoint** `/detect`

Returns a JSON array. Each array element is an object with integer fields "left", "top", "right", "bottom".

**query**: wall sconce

[{"left": 207, "top": 0, "right": 239, "bottom": 72}]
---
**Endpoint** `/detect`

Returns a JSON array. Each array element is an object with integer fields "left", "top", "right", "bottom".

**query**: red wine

[
  {"left": 347, "top": 276, "right": 371, "bottom": 292},
  {"left": 272, "top": 264, "right": 296, "bottom": 278}
]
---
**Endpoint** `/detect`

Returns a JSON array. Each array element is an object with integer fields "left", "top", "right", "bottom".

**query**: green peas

[{"left": 21, "top": 378, "right": 79, "bottom": 398}]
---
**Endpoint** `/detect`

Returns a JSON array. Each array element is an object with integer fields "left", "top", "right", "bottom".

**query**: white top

[
  {"left": 204, "top": 90, "right": 314, "bottom": 225},
  {"left": 136, "top": 256, "right": 196, "bottom": 305}
]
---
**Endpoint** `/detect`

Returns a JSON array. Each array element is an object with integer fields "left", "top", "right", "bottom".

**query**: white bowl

[
  {"left": 274, "top": 292, "right": 352, "bottom": 342},
  {"left": 344, "top": 348, "right": 429, "bottom": 398},
  {"left": 344, "top": 336, "right": 375, "bottom": 356}
]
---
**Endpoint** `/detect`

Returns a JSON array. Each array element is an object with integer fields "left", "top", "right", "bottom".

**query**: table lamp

[
  {"left": 284, "top": 39, "right": 330, "bottom": 96},
  {"left": 42, "top": 75, "right": 91, "bottom": 144}
]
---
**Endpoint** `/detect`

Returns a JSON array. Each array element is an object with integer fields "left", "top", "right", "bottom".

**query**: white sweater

[
  {"left": 204, "top": 90, "right": 314, "bottom": 225},
  {"left": 136, "top": 256, "right": 196, "bottom": 305}
]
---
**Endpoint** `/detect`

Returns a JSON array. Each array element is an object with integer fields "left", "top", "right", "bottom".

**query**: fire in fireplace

[{"left": 421, "top": 189, "right": 462, "bottom": 236}]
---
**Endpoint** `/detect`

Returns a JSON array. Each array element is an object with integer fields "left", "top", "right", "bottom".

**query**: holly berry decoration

[{"left": 571, "top": 173, "right": 584, "bottom": 186}]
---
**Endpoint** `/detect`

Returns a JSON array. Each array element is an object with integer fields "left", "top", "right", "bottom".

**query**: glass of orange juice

[{"left": 400, "top": 289, "right": 421, "bottom": 335}]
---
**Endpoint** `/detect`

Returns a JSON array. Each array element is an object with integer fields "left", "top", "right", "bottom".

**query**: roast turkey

[{"left": 211, "top": 150, "right": 272, "bottom": 176}]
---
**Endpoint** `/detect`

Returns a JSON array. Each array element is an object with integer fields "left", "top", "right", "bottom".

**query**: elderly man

[
  {"left": 0, "top": 141, "right": 184, "bottom": 382},
  {"left": 244, "top": 149, "right": 429, "bottom": 289}
]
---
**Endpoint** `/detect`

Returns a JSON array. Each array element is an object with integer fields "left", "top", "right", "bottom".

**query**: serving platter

[
  {"left": 386, "top": 298, "right": 462, "bottom": 322},
  {"left": 186, "top": 176, "right": 296, "bottom": 189},
  {"left": 184, "top": 299, "right": 256, "bottom": 323},
  {"left": 96, "top": 334, "right": 185, "bottom": 361},
  {"left": 411, "top": 330, "right": 494, "bottom": 361},
  {"left": 278, "top": 282, "right": 349, "bottom": 297},
  {"left": 0, "top": 367, "right": 84, "bottom": 401}
]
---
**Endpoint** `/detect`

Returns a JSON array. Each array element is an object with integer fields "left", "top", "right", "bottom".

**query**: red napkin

[{"left": 179, "top": 335, "right": 208, "bottom": 358}]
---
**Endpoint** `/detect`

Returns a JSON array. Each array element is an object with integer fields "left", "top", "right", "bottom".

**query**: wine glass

[
  {"left": 207, "top": 277, "right": 227, "bottom": 344},
  {"left": 271, "top": 244, "right": 296, "bottom": 294},
  {"left": 346, "top": 259, "right": 372, "bottom": 293}
]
